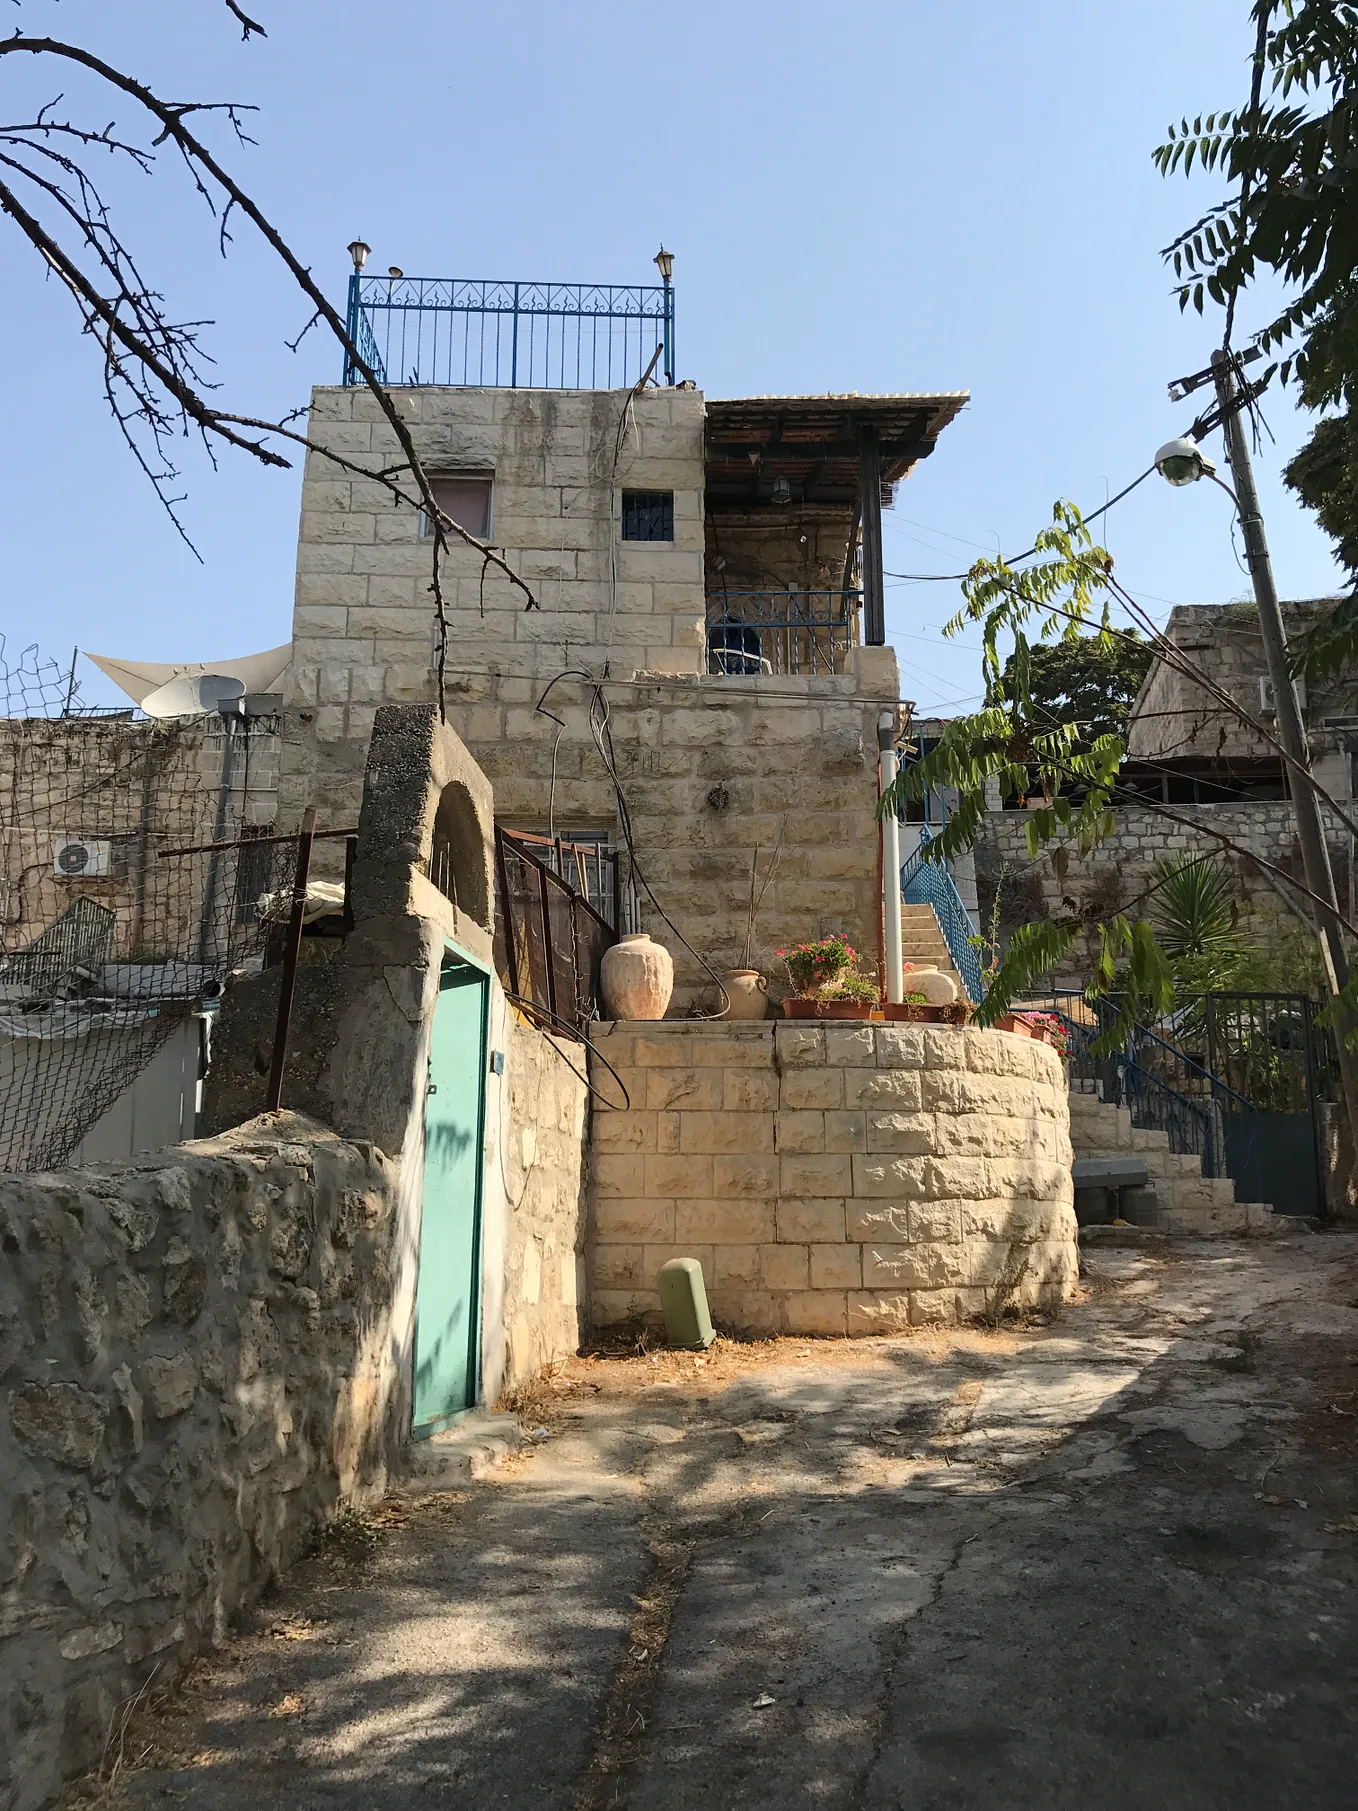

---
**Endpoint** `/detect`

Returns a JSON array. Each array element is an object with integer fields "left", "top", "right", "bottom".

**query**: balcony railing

[
  {"left": 342, "top": 275, "right": 675, "bottom": 390},
  {"left": 705, "top": 591, "right": 860, "bottom": 677}
]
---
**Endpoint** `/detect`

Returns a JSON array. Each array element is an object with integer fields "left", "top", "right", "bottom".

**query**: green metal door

[{"left": 413, "top": 952, "right": 488, "bottom": 1434}]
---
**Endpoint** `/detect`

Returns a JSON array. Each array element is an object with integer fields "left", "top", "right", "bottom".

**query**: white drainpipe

[{"left": 878, "top": 712, "right": 904, "bottom": 1004}]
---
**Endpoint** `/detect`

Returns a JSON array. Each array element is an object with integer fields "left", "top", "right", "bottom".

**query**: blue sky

[{"left": 1, "top": 0, "right": 1342, "bottom": 714}]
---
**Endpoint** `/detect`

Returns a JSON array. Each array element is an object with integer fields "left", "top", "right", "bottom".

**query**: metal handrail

[
  {"left": 343, "top": 274, "right": 675, "bottom": 389},
  {"left": 899, "top": 827, "right": 983, "bottom": 1003},
  {"left": 1030, "top": 994, "right": 1222, "bottom": 1176}
]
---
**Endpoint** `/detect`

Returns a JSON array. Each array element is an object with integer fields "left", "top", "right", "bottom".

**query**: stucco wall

[
  {"left": 586, "top": 1020, "right": 1076, "bottom": 1334},
  {"left": 0, "top": 1115, "right": 402, "bottom": 1811}
]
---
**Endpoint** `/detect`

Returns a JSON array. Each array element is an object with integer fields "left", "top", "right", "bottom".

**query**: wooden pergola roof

[{"left": 704, "top": 392, "right": 969, "bottom": 511}]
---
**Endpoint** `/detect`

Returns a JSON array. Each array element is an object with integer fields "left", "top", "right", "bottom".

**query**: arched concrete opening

[{"left": 429, "top": 780, "right": 490, "bottom": 929}]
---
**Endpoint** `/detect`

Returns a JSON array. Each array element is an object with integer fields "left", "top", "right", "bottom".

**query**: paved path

[{"left": 96, "top": 1234, "right": 1358, "bottom": 1810}]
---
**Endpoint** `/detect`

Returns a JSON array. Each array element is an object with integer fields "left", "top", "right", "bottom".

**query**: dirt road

[{"left": 84, "top": 1234, "right": 1358, "bottom": 1810}]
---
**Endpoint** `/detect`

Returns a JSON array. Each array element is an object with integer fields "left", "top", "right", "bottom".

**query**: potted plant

[
  {"left": 883, "top": 994, "right": 972, "bottom": 1025},
  {"left": 814, "top": 969, "right": 881, "bottom": 1018},
  {"left": 720, "top": 823, "right": 785, "bottom": 1021},
  {"left": 778, "top": 934, "right": 871, "bottom": 1018},
  {"left": 994, "top": 1009, "right": 1069, "bottom": 1055}
]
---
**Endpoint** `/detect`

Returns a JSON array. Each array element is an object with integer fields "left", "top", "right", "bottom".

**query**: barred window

[{"left": 621, "top": 491, "right": 674, "bottom": 541}]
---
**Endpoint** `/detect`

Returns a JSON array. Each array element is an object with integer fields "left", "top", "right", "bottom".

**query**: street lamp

[
  {"left": 1156, "top": 350, "right": 1358, "bottom": 1148},
  {"left": 1154, "top": 435, "right": 1216, "bottom": 488},
  {"left": 347, "top": 238, "right": 371, "bottom": 272},
  {"left": 653, "top": 245, "right": 673, "bottom": 283}
]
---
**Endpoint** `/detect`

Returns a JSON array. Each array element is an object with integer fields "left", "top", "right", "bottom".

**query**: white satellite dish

[{"left": 141, "top": 673, "right": 246, "bottom": 719}]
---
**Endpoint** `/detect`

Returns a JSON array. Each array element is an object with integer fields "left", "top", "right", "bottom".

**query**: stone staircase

[
  {"left": 1068, "top": 1084, "right": 1276, "bottom": 1238},
  {"left": 900, "top": 902, "right": 963, "bottom": 995}
]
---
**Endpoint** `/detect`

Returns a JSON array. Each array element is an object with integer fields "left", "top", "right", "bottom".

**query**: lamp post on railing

[
  {"left": 654, "top": 245, "right": 675, "bottom": 385},
  {"left": 343, "top": 239, "right": 370, "bottom": 385}
]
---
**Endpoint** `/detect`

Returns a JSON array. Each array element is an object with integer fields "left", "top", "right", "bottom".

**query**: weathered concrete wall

[
  {"left": 587, "top": 1020, "right": 1076, "bottom": 1334},
  {"left": 0, "top": 1114, "right": 402, "bottom": 1811},
  {"left": 204, "top": 705, "right": 591, "bottom": 1405}
]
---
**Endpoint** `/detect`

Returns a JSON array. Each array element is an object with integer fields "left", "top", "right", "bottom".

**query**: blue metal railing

[
  {"left": 705, "top": 591, "right": 859, "bottom": 676},
  {"left": 1040, "top": 998, "right": 1221, "bottom": 1175},
  {"left": 900, "top": 826, "right": 984, "bottom": 1003},
  {"left": 342, "top": 275, "right": 675, "bottom": 390}
]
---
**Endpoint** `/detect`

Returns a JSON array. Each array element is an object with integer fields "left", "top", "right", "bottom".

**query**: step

[{"left": 401, "top": 1411, "right": 527, "bottom": 1489}]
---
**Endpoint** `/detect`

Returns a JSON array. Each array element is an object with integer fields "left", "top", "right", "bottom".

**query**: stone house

[
  {"left": 281, "top": 380, "right": 972, "bottom": 1004},
  {"left": 975, "top": 597, "right": 1358, "bottom": 963}
]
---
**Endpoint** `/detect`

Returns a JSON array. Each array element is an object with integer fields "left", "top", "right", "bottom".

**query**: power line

[{"left": 883, "top": 466, "right": 1157, "bottom": 582}]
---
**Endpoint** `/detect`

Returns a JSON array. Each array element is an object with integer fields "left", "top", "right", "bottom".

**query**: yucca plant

[{"left": 1150, "top": 857, "right": 1242, "bottom": 961}]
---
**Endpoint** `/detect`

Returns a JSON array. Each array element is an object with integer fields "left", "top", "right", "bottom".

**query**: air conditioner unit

[
  {"left": 1257, "top": 674, "right": 1306, "bottom": 717},
  {"left": 52, "top": 838, "right": 112, "bottom": 879}
]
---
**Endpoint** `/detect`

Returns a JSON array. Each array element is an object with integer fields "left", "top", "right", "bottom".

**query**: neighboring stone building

[
  {"left": 975, "top": 598, "right": 1358, "bottom": 965},
  {"left": 280, "top": 382, "right": 968, "bottom": 1004},
  {"left": 0, "top": 705, "right": 283, "bottom": 1168}
]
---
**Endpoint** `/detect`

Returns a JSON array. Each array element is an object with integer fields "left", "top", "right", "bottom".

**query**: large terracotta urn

[
  {"left": 903, "top": 963, "right": 960, "bottom": 1005},
  {"left": 720, "top": 969, "right": 768, "bottom": 1021},
  {"left": 601, "top": 932, "right": 674, "bottom": 1021}
]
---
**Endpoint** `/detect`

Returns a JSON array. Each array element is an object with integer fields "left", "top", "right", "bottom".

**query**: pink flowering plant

[
  {"left": 776, "top": 933, "right": 857, "bottom": 998},
  {"left": 1013, "top": 1010, "right": 1070, "bottom": 1058}
]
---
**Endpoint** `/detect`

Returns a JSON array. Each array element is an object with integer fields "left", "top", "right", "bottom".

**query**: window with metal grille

[{"left": 621, "top": 491, "right": 674, "bottom": 541}]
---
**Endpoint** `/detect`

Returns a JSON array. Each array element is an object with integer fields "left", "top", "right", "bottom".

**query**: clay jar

[
  {"left": 600, "top": 932, "right": 674, "bottom": 1021},
  {"left": 720, "top": 969, "right": 768, "bottom": 1021},
  {"left": 903, "top": 962, "right": 960, "bottom": 1005}
]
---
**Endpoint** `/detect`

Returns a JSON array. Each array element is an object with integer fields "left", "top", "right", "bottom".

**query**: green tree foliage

[
  {"left": 1155, "top": 3, "right": 1358, "bottom": 643},
  {"left": 878, "top": 502, "right": 1174, "bottom": 1043},
  {"left": 1001, "top": 634, "right": 1153, "bottom": 753}
]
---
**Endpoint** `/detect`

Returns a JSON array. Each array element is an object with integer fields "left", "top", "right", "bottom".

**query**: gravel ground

[{"left": 78, "top": 1232, "right": 1358, "bottom": 1811}]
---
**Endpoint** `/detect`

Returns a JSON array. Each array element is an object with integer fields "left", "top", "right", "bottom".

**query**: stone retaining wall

[
  {"left": 0, "top": 1115, "right": 403, "bottom": 1811},
  {"left": 586, "top": 1020, "right": 1076, "bottom": 1334}
]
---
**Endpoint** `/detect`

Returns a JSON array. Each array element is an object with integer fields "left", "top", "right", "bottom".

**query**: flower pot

[
  {"left": 900, "top": 963, "right": 960, "bottom": 1006},
  {"left": 883, "top": 1001, "right": 971, "bottom": 1025},
  {"left": 720, "top": 969, "right": 768, "bottom": 1021},
  {"left": 781, "top": 997, "right": 875, "bottom": 1020},
  {"left": 600, "top": 932, "right": 674, "bottom": 1021}
]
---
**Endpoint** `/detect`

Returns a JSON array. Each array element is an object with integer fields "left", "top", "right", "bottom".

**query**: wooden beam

[
  {"left": 859, "top": 427, "right": 885, "bottom": 646},
  {"left": 705, "top": 436, "right": 930, "bottom": 468}
]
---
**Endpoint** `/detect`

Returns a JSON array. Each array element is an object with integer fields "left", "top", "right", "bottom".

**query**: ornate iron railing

[
  {"left": 343, "top": 275, "right": 675, "bottom": 390},
  {"left": 899, "top": 827, "right": 983, "bottom": 1003},
  {"left": 705, "top": 591, "right": 859, "bottom": 676},
  {"left": 492, "top": 828, "right": 619, "bottom": 1036}
]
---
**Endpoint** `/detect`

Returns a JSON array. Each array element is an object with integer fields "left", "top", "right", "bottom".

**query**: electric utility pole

[{"left": 1211, "top": 348, "right": 1358, "bottom": 1157}]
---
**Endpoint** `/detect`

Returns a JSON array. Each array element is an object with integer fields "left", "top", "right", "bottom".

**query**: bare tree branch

[
  {"left": 223, "top": 1, "right": 267, "bottom": 40},
  {"left": 0, "top": 24, "right": 547, "bottom": 719}
]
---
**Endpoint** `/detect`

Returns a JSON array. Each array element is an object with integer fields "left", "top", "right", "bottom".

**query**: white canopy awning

[{"left": 85, "top": 644, "right": 292, "bottom": 707}]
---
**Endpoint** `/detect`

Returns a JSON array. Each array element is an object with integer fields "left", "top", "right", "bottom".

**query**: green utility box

[{"left": 657, "top": 1257, "right": 715, "bottom": 1350}]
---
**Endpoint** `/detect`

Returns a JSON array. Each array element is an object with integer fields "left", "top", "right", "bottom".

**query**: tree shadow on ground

[{"left": 95, "top": 1238, "right": 1358, "bottom": 1811}]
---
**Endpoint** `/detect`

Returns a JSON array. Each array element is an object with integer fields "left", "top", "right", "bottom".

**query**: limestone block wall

[
  {"left": 1128, "top": 598, "right": 1351, "bottom": 763},
  {"left": 586, "top": 1020, "right": 1076, "bottom": 1334},
  {"left": 976, "top": 798, "right": 1352, "bottom": 982},
  {"left": 481, "top": 1001, "right": 590, "bottom": 1396},
  {"left": 281, "top": 382, "right": 708, "bottom": 846},
  {"left": 0, "top": 1115, "right": 403, "bottom": 1811}
]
